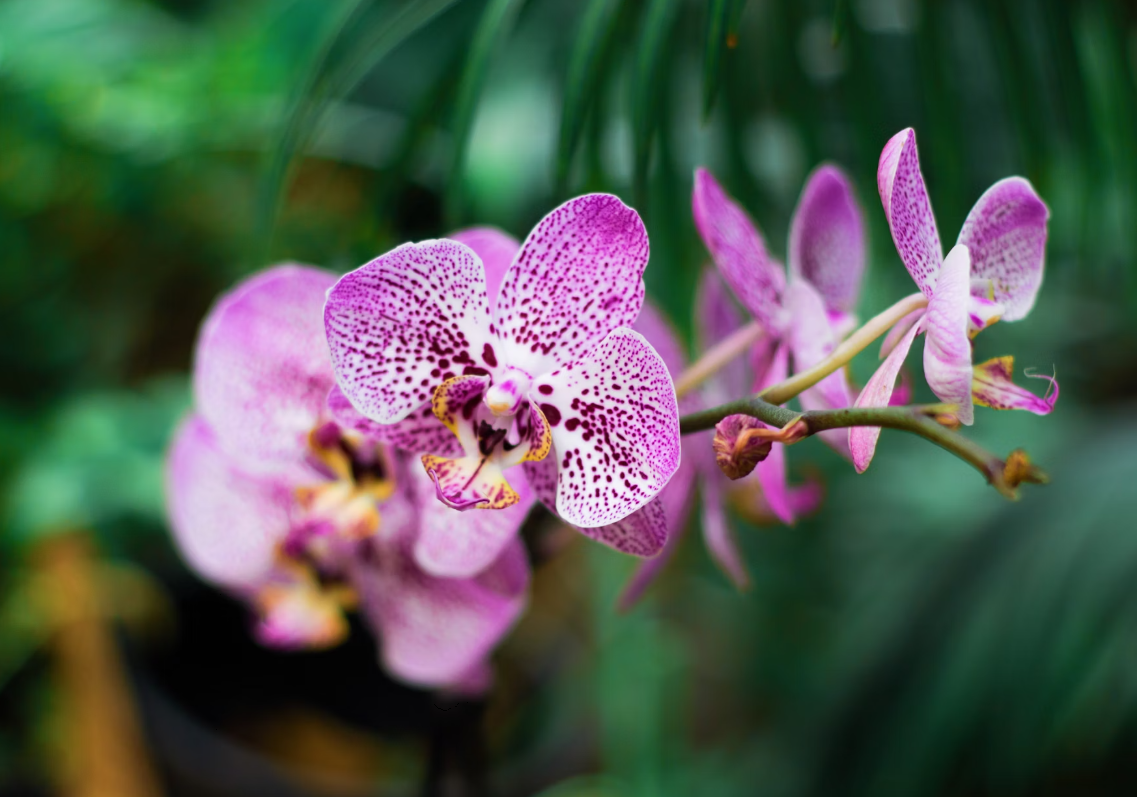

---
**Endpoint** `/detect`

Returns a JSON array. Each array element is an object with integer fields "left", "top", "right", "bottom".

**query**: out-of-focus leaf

[
  {"left": 445, "top": 0, "right": 528, "bottom": 225},
  {"left": 556, "top": 0, "right": 624, "bottom": 189},
  {"left": 701, "top": 0, "right": 746, "bottom": 121},
  {"left": 831, "top": 0, "right": 848, "bottom": 46},
  {"left": 631, "top": 0, "right": 681, "bottom": 207}
]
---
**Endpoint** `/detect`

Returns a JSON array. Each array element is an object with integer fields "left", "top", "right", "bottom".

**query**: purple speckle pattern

[
  {"left": 326, "top": 385, "right": 461, "bottom": 457},
  {"left": 493, "top": 194, "right": 649, "bottom": 376},
  {"left": 531, "top": 328, "right": 680, "bottom": 528},
  {"left": 324, "top": 240, "right": 492, "bottom": 424},
  {"left": 693, "top": 168, "right": 787, "bottom": 332},
  {"left": 922, "top": 245, "right": 975, "bottom": 425},
  {"left": 957, "top": 176, "right": 1049, "bottom": 322},
  {"left": 850, "top": 321, "right": 922, "bottom": 473},
  {"left": 878, "top": 128, "right": 943, "bottom": 297},
  {"left": 789, "top": 164, "right": 866, "bottom": 314}
]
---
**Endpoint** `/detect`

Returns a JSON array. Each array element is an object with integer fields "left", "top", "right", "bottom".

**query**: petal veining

[
  {"left": 849, "top": 320, "right": 922, "bottom": 473},
  {"left": 877, "top": 128, "right": 943, "bottom": 295},
  {"left": 923, "top": 244, "right": 975, "bottom": 425}
]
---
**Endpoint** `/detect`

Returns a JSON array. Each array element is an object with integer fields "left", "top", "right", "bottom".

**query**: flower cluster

[{"left": 165, "top": 127, "right": 1058, "bottom": 679}]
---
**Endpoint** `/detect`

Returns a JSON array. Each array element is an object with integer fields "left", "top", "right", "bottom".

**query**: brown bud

[
  {"left": 713, "top": 414, "right": 774, "bottom": 480},
  {"left": 1003, "top": 448, "right": 1048, "bottom": 489}
]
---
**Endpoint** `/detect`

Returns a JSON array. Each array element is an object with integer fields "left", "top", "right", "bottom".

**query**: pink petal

[
  {"left": 879, "top": 304, "right": 926, "bottom": 359},
  {"left": 786, "top": 279, "right": 852, "bottom": 411},
  {"left": 692, "top": 169, "right": 787, "bottom": 332},
  {"left": 165, "top": 416, "right": 292, "bottom": 589},
  {"left": 412, "top": 463, "right": 535, "bottom": 578},
  {"left": 578, "top": 497, "right": 669, "bottom": 557},
  {"left": 632, "top": 300, "right": 688, "bottom": 379},
  {"left": 449, "top": 227, "right": 520, "bottom": 313},
  {"left": 695, "top": 268, "right": 752, "bottom": 405},
  {"left": 751, "top": 343, "right": 795, "bottom": 525},
  {"left": 493, "top": 194, "right": 648, "bottom": 375},
  {"left": 531, "top": 328, "right": 680, "bottom": 528},
  {"left": 788, "top": 164, "right": 866, "bottom": 314},
  {"left": 195, "top": 264, "right": 338, "bottom": 473},
  {"left": 729, "top": 473, "right": 823, "bottom": 526},
  {"left": 849, "top": 321, "right": 922, "bottom": 472},
  {"left": 324, "top": 240, "right": 494, "bottom": 425},
  {"left": 972, "top": 356, "right": 1059, "bottom": 415},
  {"left": 326, "top": 385, "right": 461, "bottom": 457},
  {"left": 877, "top": 128, "right": 943, "bottom": 296},
  {"left": 957, "top": 177, "right": 1049, "bottom": 322},
  {"left": 923, "top": 244, "right": 975, "bottom": 425},
  {"left": 700, "top": 472, "right": 749, "bottom": 588}
]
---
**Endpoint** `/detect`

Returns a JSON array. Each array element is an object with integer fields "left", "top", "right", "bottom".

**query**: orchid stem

[
  {"left": 759, "top": 292, "right": 928, "bottom": 406},
  {"left": 674, "top": 320, "right": 764, "bottom": 399},
  {"left": 679, "top": 397, "right": 1030, "bottom": 499}
]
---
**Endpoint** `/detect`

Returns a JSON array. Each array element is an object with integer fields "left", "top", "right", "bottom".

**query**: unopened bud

[
  {"left": 1003, "top": 448, "right": 1048, "bottom": 489},
  {"left": 713, "top": 414, "right": 774, "bottom": 480}
]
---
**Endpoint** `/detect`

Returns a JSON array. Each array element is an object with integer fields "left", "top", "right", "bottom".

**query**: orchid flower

[
  {"left": 849, "top": 128, "right": 1058, "bottom": 471},
  {"left": 692, "top": 165, "right": 866, "bottom": 523},
  {"left": 166, "top": 265, "right": 529, "bottom": 687},
  {"left": 324, "top": 195, "right": 682, "bottom": 555}
]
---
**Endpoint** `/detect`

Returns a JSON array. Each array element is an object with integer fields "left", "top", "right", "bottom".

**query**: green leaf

[
  {"left": 556, "top": 0, "right": 625, "bottom": 189},
  {"left": 445, "top": 0, "right": 528, "bottom": 225},
  {"left": 631, "top": 0, "right": 681, "bottom": 208},
  {"left": 702, "top": 0, "right": 747, "bottom": 121},
  {"left": 257, "top": 0, "right": 460, "bottom": 260},
  {"left": 831, "top": 0, "right": 849, "bottom": 46}
]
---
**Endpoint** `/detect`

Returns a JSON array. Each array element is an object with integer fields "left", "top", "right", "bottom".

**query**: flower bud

[{"left": 713, "top": 414, "right": 774, "bottom": 480}]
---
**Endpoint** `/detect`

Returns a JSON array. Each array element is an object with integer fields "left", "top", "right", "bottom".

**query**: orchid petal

[
  {"left": 692, "top": 169, "right": 786, "bottom": 331},
  {"left": 631, "top": 301, "right": 687, "bottom": 382},
  {"left": 967, "top": 292, "right": 1005, "bottom": 336},
  {"left": 729, "top": 476, "right": 823, "bottom": 525},
  {"left": 493, "top": 194, "right": 648, "bottom": 375},
  {"left": 972, "top": 356, "right": 1059, "bottom": 415},
  {"left": 254, "top": 574, "right": 349, "bottom": 650},
  {"left": 327, "top": 385, "right": 460, "bottom": 457},
  {"left": 580, "top": 497, "right": 669, "bottom": 557},
  {"left": 878, "top": 128, "right": 943, "bottom": 295},
  {"left": 531, "top": 328, "right": 680, "bottom": 528},
  {"left": 880, "top": 304, "right": 926, "bottom": 359},
  {"left": 849, "top": 320, "right": 921, "bottom": 472},
  {"left": 166, "top": 416, "right": 291, "bottom": 589},
  {"left": 957, "top": 176, "right": 1049, "bottom": 322},
  {"left": 617, "top": 516, "right": 683, "bottom": 610},
  {"left": 786, "top": 280, "right": 853, "bottom": 433},
  {"left": 923, "top": 244, "right": 975, "bottom": 425},
  {"left": 751, "top": 343, "right": 795, "bottom": 524},
  {"left": 195, "top": 265, "right": 337, "bottom": 473},
  {"left": 449, "top": 227, "right": 520, "bottom": 312},
  {"left": 789, "top": 164, "right": 866, "bottom": 314},
  {"left": 412, "top": 464, "right": 534, "bottom": 578},
  {"left": 324, "top": 240, "right": 494, "bottom": 425},
  {"left": 700, "top": 472, "right": 749, "bottom": 589},
  {"left": 695, "top": 268, "right": 752, "bottom": 405},
  {"left": 431, "top": 374, "right": 491, "bottom": 454}
]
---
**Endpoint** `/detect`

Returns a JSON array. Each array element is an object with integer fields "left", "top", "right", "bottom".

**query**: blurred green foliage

[{"left": 2, "top": 0, "right": 1137, "bottom": 794}]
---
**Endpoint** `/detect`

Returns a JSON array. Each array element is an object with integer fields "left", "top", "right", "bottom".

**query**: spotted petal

[
  {"left": 450, "top": 227, "right": 520, "bottom": 312},
  {"left": 850, "top": 320, "right": 922, "bottom": 473},
  {"left": 421, "top": 454, "right": 519, "bottom": 511},
  {"left": 531, "top": 328, "right": 680, "bottom": 528},
  {"left": 957, "top": 177, "right": 1049, "bottom": 322},
  {"left": 195, "top": 265, "right": 337, "bottom": 474},
  {"left": 878, "top": 128, "right": 943, "bottom": 295},
  {"left": 166, "top": 416, "right": 292, "bottom": 589},
  {"left": 493, "top": 194, "right": 648, "bottom": 376},
  {"left": 327, "top": 385, "right": 460, "bottom": 457},
  {"left": 972, "top": 356, "right": 1059, "bottom": 415},
  {"left": 789, "top": 164, "right": 866, "bottom": 314},
  {"left": 324, "top": 240, "right": 495, "bottom": 425},
  {"left": 693, "top": 169, "right": 787, "bottom": 332},
  {"left": 923, "top": 244, "right": 975, "bottom": 425}
]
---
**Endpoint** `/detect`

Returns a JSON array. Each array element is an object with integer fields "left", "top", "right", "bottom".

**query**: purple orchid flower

[
  {"left": 849, "top": 128, "right": 1058, "bottom": 471},
  {"left": 166, "top": 265, "right": 530, "bottom": 687},
  {"left": 692, "top": 165, "right": 866, "bottom": 523},
  {"left": 324, "top": 195, "right": 682, "bottom": 556}
]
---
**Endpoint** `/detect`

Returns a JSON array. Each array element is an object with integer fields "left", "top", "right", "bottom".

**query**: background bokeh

[{"left": 2, "top": 0, "right": 1137, "bottom": 795}]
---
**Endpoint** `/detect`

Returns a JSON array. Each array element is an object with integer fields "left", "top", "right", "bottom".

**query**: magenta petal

[
  {"left": 972, "top": 357, "right": 1059, "bottom": 415},
  {"left": 325, "top": 240, "right": 493, "bottom": 425},
  {"left": 788, "top": 164, "right": 866, "bottom": 314},
  {"left": 449, "top": 227, "right": 521, "bottom": 313},
  {"left": 327, "top": 386, "right": 460, "bottom": 457},
  {"left": 578, "top": 496, "right": 669, "bottom": 557},
  {"left": 493, "top": 194, "right": 648, "bottom": 375},
  {"left": 195, "top": 264, "right": 338, "bottom": 473},
  {"left": 786, "top": 279, "right": 852, "bottom": 413},
  {"left": 532, "top": 328, "right": 680, "bottom": 528},
  {"left": 957, "top": 176, "right": 1049, "bottom": 322},
  {"left": 412, "top": 464, "right": 535, "bottom": 578},
  {"left": 923, "top": 245, "right": 975, "bottom": 425},
  {"left": 849, "top": 320, "right": 922, "bottom": 472},
  {"left": 751, "top": 343, "right": 795, "bottom": 525},
  {"left": 632, "top": 301, "right": 688, "bottom": 381},
  {"left": 877, "top": 128, "right": 943, "bottom": 296},
  {"left": 700, "top": 473, "right": 749, "bottom": 588},
  {"left": 695, "top": 268, "right": 751, "bottom": 405},
  {"left": 692, "top": 169, "right": 787, "bottom": 332},
  {"left": 166, "top": 416, "right": 292, "bottom": 589}
]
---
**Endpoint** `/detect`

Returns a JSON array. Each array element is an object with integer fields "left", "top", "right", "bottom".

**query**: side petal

[
  {"left": 923, "top": 244, "right": 975, "bottom": 425},
  {"left": 493, "top": 194, "right": 648, "bottom": 375},
  {"left": 693, "top": 169, "right": 786, "bottom": 331},
  {"left": 877, "top": 128, "right": 943, "bottom": 295},
  {"left": 195, "top": 264, "right": 337, "bottom": 473},
  {"left": 412, "top": 463, "right": 535, "bottom": 578},
  {"left": 695, "top": 268, "right": 751, "bottom": 405},
  {"left": 578, "top": 498, "right": 669, "bottom": 558},
  {"left": 788, "top": 164, "right": 867, "bottom": 314},
  {"left": 786, "top": 279, "right": 853, "bottom": 413},
  {"left": 449, "top": 227, "right": 521, "bottom": 313},
  {"left": 849, "top": 320, "right": 922, "bottom": 473},
  {"left": 327, "top": 386, "right": 460, "bottom": 457},
  {"left": 751, "top": 343, "right": 795, "bottom": 525},
  {"left": 324, "top": 240, "right": 494, "bottom": 425},
  {"left": 972, "top": 356, "right": 1059, "bottom": 415},
  {"left": 700, "top": 472, "right": 749, "bottom": 588},
  {"left": 165, "top": 416, "right": 292, "bottom": 589},
  {"left": 531, "top": 328, "right": 680, "bottom": 528},
  {"left": 957, "top": 177, "right": 1049, "bottom": 322}
]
